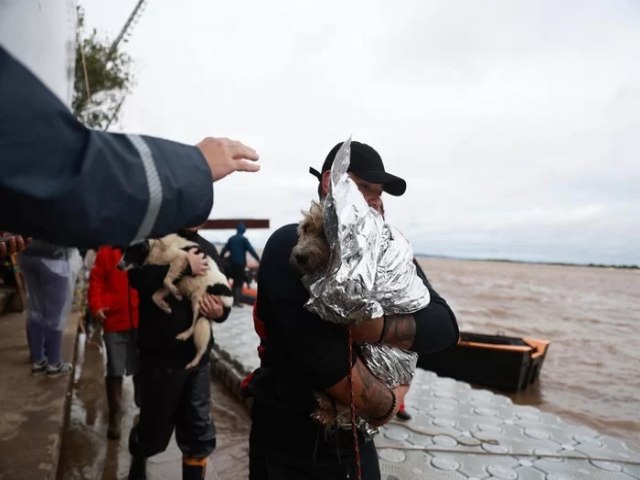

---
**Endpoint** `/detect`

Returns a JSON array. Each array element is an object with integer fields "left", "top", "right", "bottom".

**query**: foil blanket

[
  {"left": 300, "top": 138, "right": 428, "bottom": 435},
  {"left": 303, "top": 139, "right": 429, "bottom": 324}
]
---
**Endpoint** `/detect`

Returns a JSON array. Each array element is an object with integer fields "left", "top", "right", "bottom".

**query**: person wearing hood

[{"left": 221, "top": 222, "right": 260, "bottom": 307}]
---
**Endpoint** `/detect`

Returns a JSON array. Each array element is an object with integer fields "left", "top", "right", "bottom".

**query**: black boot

[
  {"left": 396, "top": 408, "right": 412, "bottom": 421},
  {"left": 105, "top": 376, "right": 123, "bottom": 439},
  {"left": 182, "top": 457, "right": 207, "bottom": 480},
  {"left": 128, "top": 455, "right": 147, "bottom": 480},
  {"left": 233, "top": 286, "right": 244, "bottom": 307}
]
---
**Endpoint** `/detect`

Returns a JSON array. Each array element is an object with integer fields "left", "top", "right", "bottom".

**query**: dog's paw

[
  {"left": 175, "top": 332, "right": 190, "bottom": 341},
  {"left": 166, "top": 284, "right": 181, "bottom": 297}
]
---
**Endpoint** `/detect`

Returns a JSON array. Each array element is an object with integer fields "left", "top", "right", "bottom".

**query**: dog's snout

[{"left": 295, "top": 252, "right": 307, "bottom": 265}]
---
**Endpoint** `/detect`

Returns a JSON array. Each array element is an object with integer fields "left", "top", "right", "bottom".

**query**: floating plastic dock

[{"left": 212, "top": 308, "right": 640, "bottom": 480}]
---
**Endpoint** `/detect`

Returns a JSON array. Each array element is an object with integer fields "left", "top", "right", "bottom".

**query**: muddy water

[{"left": 417, "top": 256, "right": 640, "bottom": 451}]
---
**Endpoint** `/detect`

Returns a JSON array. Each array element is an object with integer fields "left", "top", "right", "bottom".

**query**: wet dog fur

[
  {"left": 119, "top": 234, "right": 233, "bottom": 369},
  {"left": 290, "top": 201, "right": 330, "bottom": 275}
]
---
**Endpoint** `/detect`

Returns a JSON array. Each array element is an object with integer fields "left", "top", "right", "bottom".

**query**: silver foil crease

[
  {"left": 299, "top": 138, "right": 427, "bottom": 435},
  {"left": 358, "top": 343, "right": 418, "bottom": 388},
  {"left": 303, "top": 139, "right": 430, "bottom": 324}
]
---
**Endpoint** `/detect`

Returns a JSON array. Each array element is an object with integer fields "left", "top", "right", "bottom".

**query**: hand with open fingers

[
  {"left": 199, "top": 294, "right": 224, "bottom": 320},
  {"left": 197, "top": 137, "right": 260, "bottom": 181},
  {"left": 187, "top": 249, "right": 209, "bottom": 276}
]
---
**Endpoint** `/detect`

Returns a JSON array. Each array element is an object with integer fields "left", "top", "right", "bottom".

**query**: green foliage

[{"left": 72, "top": 7, "right": 133, "bottom": 129}]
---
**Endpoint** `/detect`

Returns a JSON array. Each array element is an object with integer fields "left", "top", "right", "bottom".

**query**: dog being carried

[
  {"left": 291, "top": 200, "right": 421, "bottom": 433},
  {"left": 119, "top": 233, "right": 233, "bottom": 369}
]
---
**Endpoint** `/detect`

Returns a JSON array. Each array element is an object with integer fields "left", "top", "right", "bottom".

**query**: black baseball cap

[{"left": 309, "top": 141, "right": 407, "bottom": 196}]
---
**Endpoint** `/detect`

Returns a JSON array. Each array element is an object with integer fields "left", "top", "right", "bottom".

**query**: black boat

[{"left": 417, "top": 332, "right": 550, "bottom": 392}]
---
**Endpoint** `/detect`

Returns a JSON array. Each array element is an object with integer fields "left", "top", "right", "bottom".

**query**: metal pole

[{"left": 107, "top": 0, "right": 148, "bottom": 62}]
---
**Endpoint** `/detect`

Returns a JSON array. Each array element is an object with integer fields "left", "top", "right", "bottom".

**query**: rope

[{"left": 347, "top": 326, "right": 362, "bottom": 480}]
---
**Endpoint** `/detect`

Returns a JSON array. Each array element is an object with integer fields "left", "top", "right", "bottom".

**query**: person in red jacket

[{"left": 89, "top": 246, "right": 140, "bottom": 440}]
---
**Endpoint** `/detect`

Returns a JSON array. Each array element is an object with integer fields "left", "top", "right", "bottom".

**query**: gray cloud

[{"left": 83, "top": 0, "right": 640, "bottom": 265}]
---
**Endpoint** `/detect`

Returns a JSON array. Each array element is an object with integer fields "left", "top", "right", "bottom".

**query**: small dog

[
  {"left": 290, "top": 201, "right": 330, "bottom": 275},
  {"left": 118, "top": 234, "right": 233, "bottom": 369}
]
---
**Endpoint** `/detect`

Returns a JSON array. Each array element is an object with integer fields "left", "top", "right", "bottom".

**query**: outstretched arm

[
  {"left": 245, "top": 238, "right": 261, "bottom": 262},
  {"left": 0, "top": 46, "right": 259, "bottom": 248}
]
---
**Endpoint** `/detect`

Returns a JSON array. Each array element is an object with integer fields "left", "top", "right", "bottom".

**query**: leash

[{"left": 347, "top": 325, "right": 362, "bottom": 480}]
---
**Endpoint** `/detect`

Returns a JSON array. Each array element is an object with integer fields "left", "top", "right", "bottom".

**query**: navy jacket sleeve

[
  {"left": 0, "top": 46, "right": 213, "bottom": 248},
  {"left": 410, "top": 260, "right": 459, "bottom": 355},
  {"left": 244, "top": 237, "right": 260, "bottom": 261}
]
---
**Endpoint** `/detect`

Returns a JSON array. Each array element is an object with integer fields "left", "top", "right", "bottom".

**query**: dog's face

[
  {"left": 290, "top": 201, "right": 330, "bottom": 275},
  {"left": 117, "top": 240, "right": 151, "bottom": 271}
]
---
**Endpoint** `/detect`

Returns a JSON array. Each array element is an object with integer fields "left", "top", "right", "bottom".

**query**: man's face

[
  {"left": 349, "top": 173, "right": 384, "bottom": 214},
  {"left": 321, "top": 170, "right": 385, "bottom": 214}
]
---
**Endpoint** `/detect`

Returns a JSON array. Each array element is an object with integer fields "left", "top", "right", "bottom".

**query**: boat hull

[{"left": 417, "top": 332, "right": 550, "bottom": 392}]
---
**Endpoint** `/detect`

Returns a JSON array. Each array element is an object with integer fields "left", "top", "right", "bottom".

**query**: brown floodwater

[{"left": 417, "top": 256, "right": 640, "bottom": 452}]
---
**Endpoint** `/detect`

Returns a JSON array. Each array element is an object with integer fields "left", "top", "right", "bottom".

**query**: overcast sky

[{"left": 81, "top": 0, "right": 639, "bottom": 265}]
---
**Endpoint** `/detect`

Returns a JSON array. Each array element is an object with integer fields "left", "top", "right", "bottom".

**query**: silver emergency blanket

[
  {"left": 300, "top": 138, "right": 428, "bottom": 434},
  {"left": 358, "top": 343, "right": 418, "bottom": 387},
  {"left": 303, "top": 139, "right": 430, "bottom": 324}
]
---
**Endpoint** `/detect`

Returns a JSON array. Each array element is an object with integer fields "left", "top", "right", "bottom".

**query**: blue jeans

[{"left": 19, "top": 254, "right": 79, "bottom": 364}]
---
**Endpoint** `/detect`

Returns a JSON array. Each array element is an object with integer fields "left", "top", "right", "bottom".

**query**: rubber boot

[
  {"left": 233, "top": 286, "right": 243, "bottom": 307},
  {"left": 395, "top": 402, "right": 412, "bottom": 421},
  {"left": 183, "top": 457, "right": 207, "bottom": 480},
  {"left": 106, "top": 376, "right": 123, "bottom": 439},
  {"left": 128, "top": 455, "right": 147, "bottom": 480}
]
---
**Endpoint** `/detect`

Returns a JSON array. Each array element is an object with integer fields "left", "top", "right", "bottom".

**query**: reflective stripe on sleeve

[{"left": 127, "top": 134, "right": 163, "bottom": 243}]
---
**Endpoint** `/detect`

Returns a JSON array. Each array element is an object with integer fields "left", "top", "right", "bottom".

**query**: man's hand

[
  {"left": 187, "top": 249, "right": 209, "bottom": 276},
  {"left": 367, "top": 384, "right": 410, "bottom": 428},
  {"left": 95, "top": 308, "right": 108, "bottom": 322},
  {"left": 197, "top": 137, "right": 260, "bottom": 182},
  {"left": 199, "top": 294, "right": 224, "bottom": 320}
]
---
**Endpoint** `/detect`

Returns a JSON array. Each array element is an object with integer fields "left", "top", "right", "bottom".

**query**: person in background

[
  {"left": 221, "top": 222, "right": 260, "bottom": 307},
  {"left": 88, "top": 246, "right": 140, "bottom": 440},
  {"left": 126, "top": 227, "right": 230, "bottom": 480},
  {"left": 19, "top": 240, "right": 82, "bottom": 377}
]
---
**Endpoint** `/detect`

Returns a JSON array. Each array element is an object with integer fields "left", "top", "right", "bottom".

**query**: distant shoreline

[{"left": 415, "top": 254, "right": 639, "bottom": 271}]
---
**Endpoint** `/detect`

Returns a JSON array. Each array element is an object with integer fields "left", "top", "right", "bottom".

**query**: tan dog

[
  {"left": 291, "top": 202, "right": 369, "bottom": 430},
  {"left": 119, "top": 234, "right": 233, "bottom": 369},
  {"left": 290, "top": 201, "right": 330, "bottom": 275}
]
